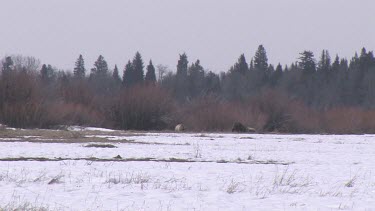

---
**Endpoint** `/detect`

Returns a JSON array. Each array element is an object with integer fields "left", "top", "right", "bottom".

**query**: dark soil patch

[{"left": 84, "top": 144, "right": 117, "bottom": 148}]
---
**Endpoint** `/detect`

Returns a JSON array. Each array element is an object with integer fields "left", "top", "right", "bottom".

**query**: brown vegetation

[{"left": 2, "top": 54, "right": 375, "bottom": 134}]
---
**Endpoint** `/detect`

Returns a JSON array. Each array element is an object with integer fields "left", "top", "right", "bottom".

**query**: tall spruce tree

[
  {"left": 40, "top": 64, "right": 55, "bottom": 83},
  {"left": 318, "top": 50, "right": 331, "bottom": 73},
  {"left": 188, "top": 59, "right": 205, "bottom": 97},
  {"left": 122, "top": 60, "right": 134, "bottom": 87},
  {"left": 254, "top": 45, "right": 268, "bottom": 72},
  {"left": 91, "top": 55, "right": 108, "bottom": 78},
  {"left": 270, "top": 63, "right": 283, "bottom": 86},
  {"left": 145, "top": 60, "right": 156, "bottom": 84},
  {"left": 112, "top": 65, "right": 121, "bottom": 84},
  {"left": 299, "top": 51, "right": 316, "bottom": 74},
  {"left": 175, "top": 53, "right": 189, "bottom": 100},
  {"left": 177, "top": 53, "right": 188, "bottom": 77},
  {"left": 231, "top": 54, "right": 248, "bottom": 74},
  {"left": 40, "top": 64, "right": 48, "bottom": 82},
  {"left": 332, "top": 55, "right": 340, "bottom": 73},
  {"left": 73, "top": 54, "right": 86, "bottom": 78},
  {"left": 132, "top": 52, "right": 144, "bottom": 84}
]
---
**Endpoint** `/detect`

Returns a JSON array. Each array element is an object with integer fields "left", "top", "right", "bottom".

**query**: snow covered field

[{"left": 1, "top": 127, "right": 375, "bottom": 210}]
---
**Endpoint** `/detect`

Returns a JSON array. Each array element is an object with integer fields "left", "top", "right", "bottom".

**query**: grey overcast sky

[{"left": 0, "top": 0, "right": 374, "bottom": 72}]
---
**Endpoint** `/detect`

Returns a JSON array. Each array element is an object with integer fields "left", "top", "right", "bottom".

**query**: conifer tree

[
  {"left": 145, "top": 60, "right": 156, "bottom": 84},
  {"left": 73, "top": 54, "right": 86, "bottom": 78},
  {"left": 284, "top": 65, "right": 289, "bottom": 72},
  {"left": 318, "top": 50, "right": 331, "bottom": 73},
  {"left": 132, "top": 52, "right": 144, "bottom": 84},
  {"left": 340, "top": 58, "right": 349, "bottom": 72},
  {"left": 332, "top": 55, "right": 340, "bottom": 73},
  {"left": 231, "top": 54, "right": 248, "bottom": 74},
  {"left": 122, "top": 60, "right": 134, "bottom": 87},
  {"left": 175, "top": 53, "right": 189, "bottom": 100},
  {"left": 299, "top": 51, "right": 316, "bottom": 74},
  {"left": 91, "top": 55, "right": 108, "bottom": 78},
  {"left": 112, "top": 65, "right": 121, "bottom": 84},
  {"left": 40, "top": 64, "right": 55, "bottom": 83},
  {"left": 188, "top": 59, "right": 205, "bottom": 97},
  {"left": 177, "top": 53, "right": 188, "bottom": 77},
  {"left": 40, "top": 64, "right": 48, "bottom": 82},
  {"left": 254, "top": 45, "right": 268, "bottom": 72}
]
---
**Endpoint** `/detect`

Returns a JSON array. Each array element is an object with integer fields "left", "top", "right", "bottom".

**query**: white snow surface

[
  {"left": 1, "top": 132, "right": 375, "bottom": 210},
  {"left": 67, "top": 126, "right": 115, "bottom": 132}
]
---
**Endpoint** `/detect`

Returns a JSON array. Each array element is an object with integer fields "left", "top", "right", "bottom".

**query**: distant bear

[
  {"left": 175, "top": 124, "right": 185, "bottom": 132},
  {"left": 247, "top": 127, "right": 256, "bottom": 133},
  {"left": 232, "top": 122, "right": 247, "bottom": 133},
  {"left": 231, "top": 123, "right": 256, "bottom": 133}
]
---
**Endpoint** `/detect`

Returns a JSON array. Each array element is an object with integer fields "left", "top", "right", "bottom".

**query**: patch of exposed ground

[
  {"left": 0, "top": 156, "right": 293, "bottom": 165},
  {"left": 0, "top": 129, "right": 188, "bottom": 145}
]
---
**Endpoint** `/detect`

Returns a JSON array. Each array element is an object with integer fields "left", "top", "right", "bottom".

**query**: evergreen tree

[
  {"left": 112, "top": 65, "right": 121, "bottom": 84},
  {"left": 270, "top": 63, "right": 283, "bottom": 86},
  {"left": 40, "top": 64, "right": 55, "bottom": 83},
  {"left": 318, "top": 50, "right": 331, "bottom": 73},
  {"left": 132, "top": 52, "right": 144, "bottom": 84},
  {"left": 359, "top": 48, "right": 375, "bottom": 70},
  {"left": 175, "top": 53, "right": 189, "bottom": 100},
  {"left": 332, "top": 55, "right": 340, "bottom": 73},
  {"left": 188, "top": 59, "right": 205, "bottom": 97},
  {"left": 284, "top": 65, "right": 289, "bottom": 72},
  {"left": 204, "top": 71, "right": 221, "bottom": 94},
  {"left": 122, "top": 61, "right": 134, "bottom": 87},
  {"left": 177, "top": 53, "right": 189, "bottom": 77},
  {"left": 40, "top": 64, "right": 48, "bottom": 82},
  {"left": 317, "top": 50, "right": 332, "bottom": 84},
  {"left": 145, "top": 60, "right": 156, "bottom": 84},
  {"left": 73, "top": 54, "right": 86, "bottom": 78},
  {"left": 91, "top": 55, "right": 108, "bottom": 78},
  {"left": 299, "top": 51, "right": 316, "bottom": 74},
  {"left": 340, "top": 58, "right": 349, "bottom": 72},
  {"left": 231, "top": 54, "right": 248, "bottom": 74},
  {"left": 267, "top": 64, "right": 275, "bottom": 79},
  {"left": 349, "top": 52, "right": 360, "bottom": 70},
  {"left": 254, "top": 45, "right": 268, "bottom": 72}
]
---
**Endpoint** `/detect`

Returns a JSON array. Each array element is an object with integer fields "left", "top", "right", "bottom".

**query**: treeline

[{"left": 1, "top": 46, "right": 375, "bottom": 133}]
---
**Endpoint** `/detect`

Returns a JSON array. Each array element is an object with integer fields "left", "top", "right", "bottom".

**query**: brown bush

[
  {"left": 0, "top": 71, "right": 47, "bottom": 128},
  {"left": 319, "top": 107, "right": 375, "bottom": 134},
  {"left": 176, "top": 95, "right": 266, "bottom": 132},
  {"left": 111, "top": 85, "right": 174, "bottom": 130},
  {"left": 45, "top": 102, "right": 105, "bottom": 127},
  {"left": 60, "top": 79, "right": 93, "bottom": 105},
  {"left": 246, "top": 89, "right": 322, "bottom": 133}
]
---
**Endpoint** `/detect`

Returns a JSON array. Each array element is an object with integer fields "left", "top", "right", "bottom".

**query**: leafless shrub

[
  {"left": 112, "top": 85, "right": 174, "bottom": 130},
  {"left": 177, "top": 95, "right": 265, "bottom": 132}
]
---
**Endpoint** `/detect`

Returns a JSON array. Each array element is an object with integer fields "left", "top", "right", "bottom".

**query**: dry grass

[{"left": 0, "top": 203, "right": 49, "bottom": 211}]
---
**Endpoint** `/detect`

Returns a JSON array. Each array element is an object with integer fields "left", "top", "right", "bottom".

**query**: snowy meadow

[{"left": 0, "top": 127, "right": 375, "bottom": 210}]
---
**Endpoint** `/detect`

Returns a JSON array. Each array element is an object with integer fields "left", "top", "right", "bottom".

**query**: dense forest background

[{"left": 1, "top": 45, "right": 375, "bottom": 133}]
